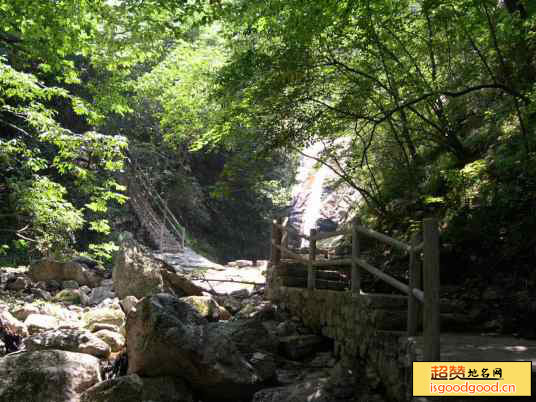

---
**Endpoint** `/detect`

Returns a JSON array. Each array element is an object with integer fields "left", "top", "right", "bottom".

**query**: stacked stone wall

[{"left": 267, "top": 264, "right": 414, "bottom": 401}]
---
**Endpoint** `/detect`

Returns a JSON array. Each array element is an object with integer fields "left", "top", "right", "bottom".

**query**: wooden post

[
  {"left": 271, "top": 217, "right": 282, "bottom": 267},
  {"left": 307, "top": 228, "right": 317, "bottom": 289},
  {"left": 281, "top": 217, "right": 289, "bottom": 259},
  {"left": 407, "top": 232, "right": 422, "bottom": 336},
  {"left": 351, "top": 218, "right": 361, "bottom": 295},
  {"left": 423, "top": 218, "right": 440, "bottom": 361}
]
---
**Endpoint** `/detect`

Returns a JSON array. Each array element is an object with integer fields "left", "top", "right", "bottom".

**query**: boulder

[
  {"left": 88, "top": 286, "right": 115, "bottom": 306},
  {"left": 0, "top": 309, "right": 29, "bottom": 337},
  {"left": 83, "top": 307, "right": 125, "bottom": 332},
  {"left": 25, "top": 313, "right": 58, "bottom": 334},
  {"left": 112, "top": 242, "right": 164, "bottom": 299},
  {"left": 0, "top": 350, "right": 101, "bottom": 402},
  {"left": 208, "top": 318, "right": 278, "bottom": 383},
  {"left": 113, "top": 240, "right": 205, "bottom": 299},
  {"left": 94, "top": 329, "right": 125, "bottom": 352},
  {"left": 161, "top": 270, "right": 204, "bottom": 297},
  {"left": 24, "top": 328, "right": 111, "bottom": 358},
  {"left": 29, "top": 258, "right": 104, "bottom": 288},
  {"left": 210, "top": 318, "right": 279, "bottom": 356},
  {"left": 54, "top": 289, "right": 83, "bottom": 304},
  {"left": 80, "top": 374, "right": 194, "bottom": 402},
  {"left": 127, "top": 293, "right": 263, "bottom": 401}
]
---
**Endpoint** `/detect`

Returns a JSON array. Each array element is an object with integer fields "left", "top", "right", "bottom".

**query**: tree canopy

[{"left": 1, "top": 0, "right": 535, "bottom": 268}]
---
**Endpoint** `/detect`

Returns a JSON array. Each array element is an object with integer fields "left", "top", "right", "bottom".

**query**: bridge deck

[{"left": 411, "top": 333, "right": 536, "bottom": 372}]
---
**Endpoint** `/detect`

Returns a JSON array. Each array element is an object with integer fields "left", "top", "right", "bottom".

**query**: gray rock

[
  {"left": 79, "top": 285, "right": 91, "bottom": 294},
  {"left": 112, "top": 242, "right": 164, "bottom": 299},
  {"left": 215, "top": 295, "right": 242, "bottom": 314},
  {"left": 31, "top": 288, "right": 53, "bottom": 301},
  {"left": 83, "top": 307, "right": 125, "bottom": 332},
  {"left": 0, "top": 340, "right": 5, "bottom": 356},
  {"left": 24, "top": 313, "right": 58, "bottom": 334},
  {"left": 209, "top": 318, "right": 278, "bottom": 383},
  {"left": 24, "top": 328, "right": 111, "bottom": 358},
  {"left": 7, "top": 276, "right": 29, "bottom": 291},
  {"left": 279, "top": 335, "right": 326, "bottom": 360},
  {"left": 80, "top": 290, "right": 90, "bottom": 306},
  {"left": 63, "top": 280, "right": 80, "bottom": 289},
  {"left": 0, "top": 350, "right": 101, "bottom": 402},
  {"left": 161, "top": 270, "right": 205, "bottom": 297},
  {"left": 94, "top": 329, "right": 125, "bottom": 352},
  {"left": 230, "top": 288, "right": 250, "bottom": 299},
  {"left": 80, "top": 374, "right": 194, "bottom": 402},
  {"left": 88, "top": 286, "right": 115, "bottom": 305},
  {"left": 276, "top": 320, "right": 298, "bottom": 337},
  {"left": 120, "top": 295, "right": 139, "bottom": 315},
  {"left": 127, "top": 293, "right": 263, "bottom": 401},
  {"left": 210, "top": 318, "right": 279, "bottom": 356},
  {"left": 47, "top": 280, "right": 61, "bottom": 291}
]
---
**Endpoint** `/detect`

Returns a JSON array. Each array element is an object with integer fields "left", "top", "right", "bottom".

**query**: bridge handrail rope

[
  {"left": 270, "top": 216, "right": 440, "bottom": 361},
  {"left": 127, "top": 159, "right": 186, "bottom": 250}
]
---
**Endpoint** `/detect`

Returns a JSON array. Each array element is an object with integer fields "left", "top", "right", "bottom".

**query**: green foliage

[
  {"left": 10, "top": 176, "right": 84, "bottom": 256},
  {"left": 81, "top": 241, "right": 119, "bottom": 264}
]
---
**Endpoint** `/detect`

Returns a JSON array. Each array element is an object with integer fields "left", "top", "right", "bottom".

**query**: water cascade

[{"left": 289, "top": 145, "right": 362, "bottom": 252}]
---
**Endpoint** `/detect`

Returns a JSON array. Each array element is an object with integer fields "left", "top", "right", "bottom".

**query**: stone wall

[{"left": 267, "top": 262, "right": 415, "bottom": 401}]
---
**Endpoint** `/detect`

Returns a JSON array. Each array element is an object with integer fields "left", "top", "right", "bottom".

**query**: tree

[
  {"left": 0, "top": 0, "right": 212, "bottom": 260},
  {"left": 212, "top": 0, "right": 536, "bottom": 219}
]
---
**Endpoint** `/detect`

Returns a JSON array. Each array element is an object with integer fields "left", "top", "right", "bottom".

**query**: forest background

[{"left": 1, "top": 1, "right": 535, "bottom": 312}]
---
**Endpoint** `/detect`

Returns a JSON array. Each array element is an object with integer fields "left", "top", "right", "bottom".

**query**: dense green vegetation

[
  {"left": 212, "top": 0, "right": 536, "bottom": 282},
  {"left": 0, "top": 0, "right": 292, "bottom": 263},
  {"left": 1, "top": 0, "right": 535, "bottom": 284}
]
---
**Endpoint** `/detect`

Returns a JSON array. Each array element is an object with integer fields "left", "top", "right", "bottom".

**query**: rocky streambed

[{"left": 0, "top": 240, "right": 383, "bottom": 402}]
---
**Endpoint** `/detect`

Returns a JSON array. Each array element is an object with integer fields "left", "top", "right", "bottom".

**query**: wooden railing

[
  {"left": 270, "top": 217, "right": 440, "bottom": 361},
  {"left": 128, "top": 160, "right": 186, "bottom": 251}
]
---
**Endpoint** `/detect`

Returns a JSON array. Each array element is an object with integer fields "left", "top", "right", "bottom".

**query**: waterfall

[
  {"left": 290, "top": 144, "right": 332, "bottom": 247},
  {"left": 289, "top": 142, "right": 361, "bottom": 248}
]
